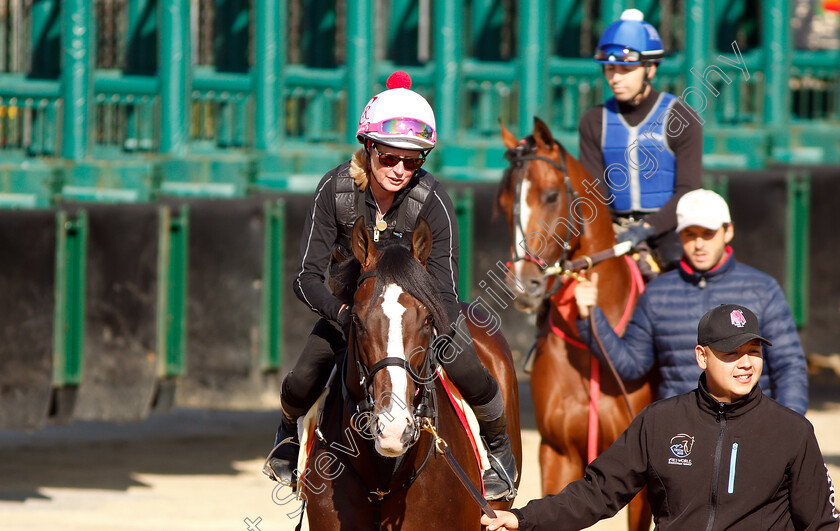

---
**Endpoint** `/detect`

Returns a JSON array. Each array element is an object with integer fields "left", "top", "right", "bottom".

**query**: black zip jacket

[
  {"left": 292, "top": 161, "right": 462, "bottom": 330},
  {"left": 512, "top": 375, "right": 839, "bottom": 530}
]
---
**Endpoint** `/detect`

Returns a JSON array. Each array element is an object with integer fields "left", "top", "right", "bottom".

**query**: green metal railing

[
  {"left": 156, "top": 205, "right": 190, "bottom": 379},
  {"left": 53, "top": 210, "right": 88, "bottom": 388},
  {"left": 261, "top": 198, "right": 286, "bottom": 371}
]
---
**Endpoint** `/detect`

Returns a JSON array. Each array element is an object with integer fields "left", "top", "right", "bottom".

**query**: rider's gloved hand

[
  {"left": 335, "top": 304, "right": 352, "bottom": 341},
  {"left": 617, "top": 222, "right": 655, "bottom": 248}
]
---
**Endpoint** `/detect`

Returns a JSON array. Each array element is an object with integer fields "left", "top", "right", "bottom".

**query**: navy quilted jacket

[{"left": 577, "top": 250, "right": 809, "bottom": 414}]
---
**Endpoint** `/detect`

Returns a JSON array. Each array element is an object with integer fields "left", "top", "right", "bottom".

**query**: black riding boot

[
  {"left": 263, "top": 318, "right": 346, "bottom": 485},
  {"left": 477, "top": 410, "right": 519, "bottom": 500},
  {"left": 263, "top": 403, "right": 301, "bottom": 485}
]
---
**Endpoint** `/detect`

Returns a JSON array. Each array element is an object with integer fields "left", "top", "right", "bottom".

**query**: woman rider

[{"left": 265, "top": 71, "right": 517, "bottom": 500}]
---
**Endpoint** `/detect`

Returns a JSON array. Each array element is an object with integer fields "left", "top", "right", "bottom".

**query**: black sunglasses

[{"left": 372, "top": 145, "right": 426, "bottom": 171}]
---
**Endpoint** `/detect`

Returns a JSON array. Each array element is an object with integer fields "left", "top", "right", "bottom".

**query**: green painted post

[
  {"left": 763, "top": 0, "right": 791, "bottom": 141},
  {"left": 261, "top": 199, "right": 285, "bottom": 371},
  {"left": 434, "top": 0, "right": 463, "bottom": 143},
  {"left": 156, "top": 205, "right": 189, "bottom": 378},
  {"left": 255, "top": 0, "right": 283, "bottom": 151},
  {"left": 684, "top": 0, "right": 710, "bottom": 86},
  {"left": 455, "top": 188, "right": 474, "bottom": 299},
  {"left": 159, "top": 0, "right": 191, "bottom": 155},
  {"left": 53, "top": 210, "right": 88, "bottom": 387},
  {"left": 345, "top": 0, "right": 373, "bottom": 144},
  {"left": 518, "top": 0, "right": 549, "bottom": 135},
  {"left": 599, "top": 1, "right": 627, "bottom": 37},
  {"left": 61, "top": 0, "right": 93, "bottom": 160},
  {"left": 785, "top": 172, "right": 810, "bottom": 327}
]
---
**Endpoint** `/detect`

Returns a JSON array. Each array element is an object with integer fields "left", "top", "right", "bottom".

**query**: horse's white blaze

[
  {"left": 375, "top": 284, "right": 412, "bottom": 456},
  {"left": 513, "top": 179, "right": 532, "bottom": 278}
]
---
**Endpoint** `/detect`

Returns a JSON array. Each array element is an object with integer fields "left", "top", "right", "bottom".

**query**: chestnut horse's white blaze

[
  {"left": 513, "top": 178, "right": 532, "bottom": 278},
  {"left": 375, "top": 283, "right": 414, "bottom": 456}
]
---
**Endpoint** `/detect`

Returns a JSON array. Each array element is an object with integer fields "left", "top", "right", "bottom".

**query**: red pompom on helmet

[{"left": 356, "top": 71, "right": 437, "bottom": 151}]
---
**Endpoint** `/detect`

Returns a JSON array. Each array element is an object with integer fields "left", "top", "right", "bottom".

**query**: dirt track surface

[{"left": 1, "top": 380, "right": 838, "bottom": 531}]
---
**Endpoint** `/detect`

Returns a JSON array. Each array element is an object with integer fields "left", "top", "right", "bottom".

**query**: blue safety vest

[{"left": 601, "top": 92, "right": 678, "bottom": 213}]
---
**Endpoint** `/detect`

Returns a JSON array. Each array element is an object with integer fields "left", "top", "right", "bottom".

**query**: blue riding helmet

[{"left": 595, "top": 9, "right": 664, "bottom": 65}]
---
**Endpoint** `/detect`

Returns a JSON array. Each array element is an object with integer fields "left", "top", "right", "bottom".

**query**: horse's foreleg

[
  {"left": 626, "top": 487, "right": 653, "bottom": 531},
  {"left": 538, "top": 440, "right": 584, "bottom": 496}
]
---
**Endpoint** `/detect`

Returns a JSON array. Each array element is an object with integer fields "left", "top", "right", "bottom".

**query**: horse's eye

[
  {"left": 423, "top": 315, "right": 434, "bottom": 329},
  {"left": 544, "top": 190, "right": 559, "bottom": 203},
  {"left": 352, "top": 314, "right": 365, "bottom": 333}
]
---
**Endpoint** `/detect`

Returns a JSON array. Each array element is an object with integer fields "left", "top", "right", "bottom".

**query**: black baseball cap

[{"left": 697, "top": 304, "right": 772, "bottom": 352}]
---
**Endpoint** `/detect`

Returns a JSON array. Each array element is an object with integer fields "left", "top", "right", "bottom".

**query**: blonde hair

[{"left": 350, "top": 147, "right": 370, "bottom": 190}]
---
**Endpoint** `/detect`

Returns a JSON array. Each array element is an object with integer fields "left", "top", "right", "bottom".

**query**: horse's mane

[{"left": 331, "top": 241, "right": 450, "bottom": 331}]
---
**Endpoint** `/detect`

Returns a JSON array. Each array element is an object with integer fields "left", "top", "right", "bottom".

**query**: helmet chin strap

[{"left": 628, "top": 63, "right": 653, "bottom": 105}]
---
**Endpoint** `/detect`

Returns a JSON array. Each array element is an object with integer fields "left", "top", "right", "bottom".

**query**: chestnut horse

[
  {"left": 301, "top": 217, "right": 521, "bottom": 530},
  {"left": 497, "top": 117, "right": 652, "bottom": 530}
]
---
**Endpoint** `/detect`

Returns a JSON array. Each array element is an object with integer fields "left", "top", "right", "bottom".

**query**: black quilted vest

[{"left": 333, "top": 166, "right": 436, "bottom": 260}]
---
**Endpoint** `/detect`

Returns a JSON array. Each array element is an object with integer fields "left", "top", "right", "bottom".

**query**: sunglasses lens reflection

[{"left": 375, "top": 149, "right": 424, "bottom": 170}]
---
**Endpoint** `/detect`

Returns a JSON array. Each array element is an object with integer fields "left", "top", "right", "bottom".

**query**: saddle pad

[
  {"left": 436, "top": 367, "right": 491, "bottom": 473},
  {"left": 295, "top": 366, "right": 491, "bottom": 491},
  {"left": 296, "top": 367, "right": 337, "bottom": 488}
]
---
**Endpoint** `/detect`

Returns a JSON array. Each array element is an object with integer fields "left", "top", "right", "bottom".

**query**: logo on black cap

[{"left": 698, "top": 304, "right": 772, "bottom": 352}]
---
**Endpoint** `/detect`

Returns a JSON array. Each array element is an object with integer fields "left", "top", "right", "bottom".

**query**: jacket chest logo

[{"left": 668, "top": 433, "right": 695, "bottom": 466}]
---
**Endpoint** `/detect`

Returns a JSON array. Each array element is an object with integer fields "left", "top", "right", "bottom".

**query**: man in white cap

[{"left": 573, "top": 189, "right": 809, "bottom": 414}]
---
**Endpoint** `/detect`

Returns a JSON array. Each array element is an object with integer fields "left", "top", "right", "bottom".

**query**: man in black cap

[{"left": 481, "top": 304, "right": 839, "bottom": 531}]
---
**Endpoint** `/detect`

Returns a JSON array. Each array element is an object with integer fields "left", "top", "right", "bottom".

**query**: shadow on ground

[{"left": 0, "top": 409, "right": 280, "bottom": 502}]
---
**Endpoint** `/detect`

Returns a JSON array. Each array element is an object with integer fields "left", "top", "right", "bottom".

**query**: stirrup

[{"left": 262, "top": 436, "right": 299, "bottom": 487}]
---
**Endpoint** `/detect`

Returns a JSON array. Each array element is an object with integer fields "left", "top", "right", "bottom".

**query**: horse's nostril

[{"left": 527, "top": 279, "right": 544, "bottom": 295}]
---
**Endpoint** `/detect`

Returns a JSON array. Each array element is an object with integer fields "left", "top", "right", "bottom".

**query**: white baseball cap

[{"left": 676, "top": 189, "right": 732, "bottom": 233}]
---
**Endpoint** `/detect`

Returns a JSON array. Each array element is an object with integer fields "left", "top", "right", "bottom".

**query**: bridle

[
  {"left": 504, "top": 141, "right": 583, "bottom": 275},
  {"left": 349, "top": 269, "right": 438, "bottom": 446}
]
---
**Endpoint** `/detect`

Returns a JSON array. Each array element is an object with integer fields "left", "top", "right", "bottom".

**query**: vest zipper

[{"left": 706, "top": 402, "right": 727, "bottom": 531}]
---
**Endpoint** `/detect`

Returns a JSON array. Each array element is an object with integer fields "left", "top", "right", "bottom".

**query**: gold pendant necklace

[{"left": 373, "top": 194, "right": 388, "bottom": 233}]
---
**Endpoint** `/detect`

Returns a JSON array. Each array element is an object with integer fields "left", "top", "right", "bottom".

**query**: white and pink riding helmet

[{"left": 356, "top": 71, "right": 437, "bottom": 151}]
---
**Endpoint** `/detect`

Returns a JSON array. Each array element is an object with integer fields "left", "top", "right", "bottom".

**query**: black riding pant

[
  {"left": 281, "top": 316, "right": 500, "bottom": 417},
  {"left": 281, "top": 318, "right": 346, "bottom": 418}
]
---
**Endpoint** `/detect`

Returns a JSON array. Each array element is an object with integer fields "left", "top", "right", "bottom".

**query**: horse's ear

[
  {"left": 412, "top": 217, "right": 433, "bottom": 266},
  {"left": 533, "top": 116, "right": 555, "bottom": 152},
  {"left": 499, "top": 118, "right": 518, "bottom": 150},
  {"left": 351, "top": 216, "right": 373, "bottom": 265}
]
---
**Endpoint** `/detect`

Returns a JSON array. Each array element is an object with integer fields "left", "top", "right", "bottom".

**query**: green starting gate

[{"left": 0, "top": 0, "right": 837, "bottom": 428}]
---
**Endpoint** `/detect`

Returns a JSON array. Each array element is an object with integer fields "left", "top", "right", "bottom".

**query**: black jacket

[
  {"left": 292, "top": 161, "right": 462, "bottom": 330},
  {"left": 512, "top": 375, "right": 839, "bottom": 530}
]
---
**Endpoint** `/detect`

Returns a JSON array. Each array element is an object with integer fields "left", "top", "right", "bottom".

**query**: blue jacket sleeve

[
  {"left": 759, "top": 282, "right": 809, "bottom": 414},
  {"left": 576, "top": 297, "right": 657, "bottom": 381}
]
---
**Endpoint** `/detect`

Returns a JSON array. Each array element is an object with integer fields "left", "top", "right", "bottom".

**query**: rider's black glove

[
  {"left": 335, "top": 305, "right": 352, "bottom": 341},
  {"left": 617, "top": 222, "right": 655, "bottom": 248}
]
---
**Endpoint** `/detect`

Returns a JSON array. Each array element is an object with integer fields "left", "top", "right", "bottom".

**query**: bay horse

[
  {"left": 496, "top": 117, "right": 653, "bottom": 530},
  {"left": 300, "top": 217, "right": 521, "bottom": 530}
]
